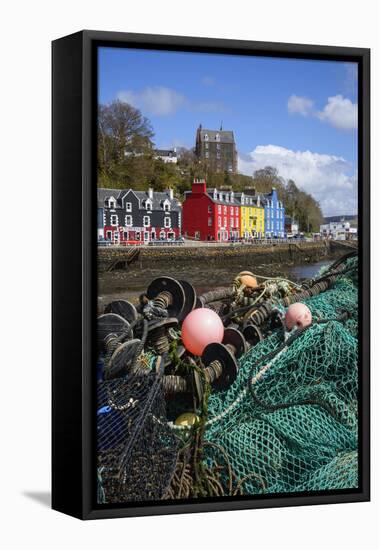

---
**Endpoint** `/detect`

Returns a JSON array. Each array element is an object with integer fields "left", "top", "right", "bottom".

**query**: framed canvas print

[{"left": 52, "top": 30, "right": 370, "bottom": 520}]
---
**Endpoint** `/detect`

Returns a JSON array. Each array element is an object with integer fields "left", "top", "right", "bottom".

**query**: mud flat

[{"left": 97, "top": 241, "right": 354, "bottom": 312}]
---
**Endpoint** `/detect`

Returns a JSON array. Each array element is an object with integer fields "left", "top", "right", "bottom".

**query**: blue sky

[{"left": 99, "top": 47, "right": 358, "bottom": 216}]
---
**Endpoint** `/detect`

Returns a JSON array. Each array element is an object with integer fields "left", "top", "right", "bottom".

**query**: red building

[{"left": 182, "top": 179, "right": 240, "bottom": 241}]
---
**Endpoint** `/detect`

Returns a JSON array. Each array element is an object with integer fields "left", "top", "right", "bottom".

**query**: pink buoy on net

[
  {"left": 181, "top": 308, "right": 224, "bottom": 356},
  {"left": 285, "top": 303, "right": 312, "bottom": 330}
]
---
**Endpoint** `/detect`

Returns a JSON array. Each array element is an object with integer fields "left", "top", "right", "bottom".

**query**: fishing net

[
  {"left": 204, "top": 256, "right": 359, "bottom": 495},
  {"left": 97, "top": 373, "right": 178, "bottom": 503}
]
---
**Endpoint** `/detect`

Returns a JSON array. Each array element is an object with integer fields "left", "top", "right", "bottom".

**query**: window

[
  {"left": 205, "top": 143, "right": 209, "bottom": 149},
  {"left": 208, "top": 217, "right": 212, "bottom": 227},
  {"left": 106, "top": 231, "right": 112, "bottom": 240},
  {"left": 231, "top": 218, "right": 234, "bottom": 227},
  {"left": 223, "top": 206, "right": 227, "bottom": 214},
  {"left": 125, "top": 215, "right": 132, "bottom": 227},
  {"left": 110, "top": 214, "right": 118, "bottom": 226},
  {"left": 218, "top": 205, "right": 221, "bottom": 214},
  {"left": 145, "top": 199, "right": 152, "bottom": 211},
  {"left": 215, "top": 133, "right": 220, "bottom": 141},
  {"left": 218, "top": 216, "right": 221, "bottom": 227},
  {"left": 205, "top": 152, "right": 209, "bottom": 158},
  {"left": 204, "top": 134, "right": 209, "bottom": 141},
  {"left": 143, "top": 216, "right": 150, "bottom": 227},
  {"left": 224, "top": 217, "right": 227, "bottom": 227},
  {"left": 236, "top": 218, "right": 239, "bottom": 227},
  {"left": 231, "top": 207, "right": 234, "bottom": 215},
  {"left": 107, "top": 198, "right": 116, "bottom": 209},
  {"left": 208, "top": 205, "right": 212, "bottom": 213},
  {"left": 163, "top": 201, "right": 170, "bottom": 211},
  {"left": 126, "top": 202, "right": 132, "bottom": 212},
  {"left": 164, "top": 217, "right": 171, "bottom": 228},
  {"left": 216, "top": 143, "right": 220, "bottom": 150},
  {"left": 160, "top": 230, "right": 166, "bottom": 239}
]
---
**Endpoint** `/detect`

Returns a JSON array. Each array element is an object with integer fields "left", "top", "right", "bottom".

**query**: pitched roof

[
  {"left": 197, "top": 128, "right": 235, "bottom": 144},
  {"left": 155, "top": 149, "right": 177, "bottom": 157},
  {"left": 98, "top": 188, "right": 181, "bottom": 211}
]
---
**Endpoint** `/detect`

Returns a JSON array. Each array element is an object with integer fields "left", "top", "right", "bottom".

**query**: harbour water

[{"left": 97, "top": 257, "right": 332, "bottom": 313}]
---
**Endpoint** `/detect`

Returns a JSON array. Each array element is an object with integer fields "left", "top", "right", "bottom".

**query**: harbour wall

[{"left": 97, "top": 240, "right": 354, "bottom": 272}]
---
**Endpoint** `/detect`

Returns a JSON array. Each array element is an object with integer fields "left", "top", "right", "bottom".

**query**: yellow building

[{"left": 238, "top": 192, "right": 265, "bottom": 239}]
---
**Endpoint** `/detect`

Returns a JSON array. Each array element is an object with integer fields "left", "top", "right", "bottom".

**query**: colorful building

[
  {"left": 235, "top": 190, "right": 265, "bottom": 239},
  {"left": 98, "top": 187, "right": 181, "bottom": 244},
  {"left": 263, "top": 188, "right": 285, "bottom": 238},
  {"left": 182, "top": 179, "right": 240, "bottom": 241}
]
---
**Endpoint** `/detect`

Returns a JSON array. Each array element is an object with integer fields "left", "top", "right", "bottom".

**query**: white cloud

[
  {"left": 316, "top": 95, "right": 358, "bottom": 131},
  {"left": 117, "top": 86, "right": 225, "bottom": 116},
  {"left": 238, "top": 144, "right": 357, "bottom": 216},
  {"left": 288, "top": 93, "right": 357, "bottom": 131},
  {"left": 117, "top": 86, "right": 186, "bottom": 116},
  {"left": 288, "top": 95, "right": 314, "bottom": 116}
]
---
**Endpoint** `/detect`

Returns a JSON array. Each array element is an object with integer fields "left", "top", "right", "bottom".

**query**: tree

[{"left": 98, "top": 100, "right": 154, "bottom": 187}]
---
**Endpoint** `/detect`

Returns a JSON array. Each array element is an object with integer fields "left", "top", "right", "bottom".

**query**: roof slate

[
  {"left": 198, "top": 128, "right": 235, "bottom": 144},
  {"left": 97, "top": 188, "right": 181, "bottom": 211}
]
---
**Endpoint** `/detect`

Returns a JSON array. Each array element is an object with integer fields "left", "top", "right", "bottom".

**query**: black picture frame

[{"left": 52, "top": 30, "right": 370, "bottom": 520}]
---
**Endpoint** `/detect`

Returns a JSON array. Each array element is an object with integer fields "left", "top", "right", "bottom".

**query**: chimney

[
  {"left": 148, "top": 187, "right": 154, "bottom": 199},
  {"left": 191, "top": 178, "right": 206, "bottom": 194}
]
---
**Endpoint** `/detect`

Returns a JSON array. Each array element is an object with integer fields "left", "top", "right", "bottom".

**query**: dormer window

[
  {"left": 162, "top": 199, "right": 170, "bottom": 212},
  {"left": 215, "top": 133, "right": 220, "bottom": 141},
  {"left": 204, "top": 133, "right": 209, "bottom": 141},
  {"left": 106, "top": 197, "right": 116, "bottom": 209},
  {"left": 145, "top": 199, "right": 153, "bottom": 211}
]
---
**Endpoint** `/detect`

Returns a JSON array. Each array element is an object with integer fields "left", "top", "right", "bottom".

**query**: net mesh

[
  {"left": 204, "top": 256, "right": 359, "bottom": 495},
  {"left": 97, "top": 374, "right": 178, "bottom": 503},
  {"left": 97, "top": 256, "right": 359, "bottom": 502}
]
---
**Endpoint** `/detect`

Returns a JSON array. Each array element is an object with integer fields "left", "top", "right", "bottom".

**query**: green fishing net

[{"left": 204, "top": 256, "right": 359, "bottom": 495}]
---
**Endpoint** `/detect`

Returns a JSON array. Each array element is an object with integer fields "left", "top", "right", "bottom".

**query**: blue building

[{"left": 263, "top": 188, "right": 285, "bottom": 237}]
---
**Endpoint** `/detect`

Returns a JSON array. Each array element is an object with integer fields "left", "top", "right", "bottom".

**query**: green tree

[{"left": 98, "top": 100, "right": 155, "bottom": 188}]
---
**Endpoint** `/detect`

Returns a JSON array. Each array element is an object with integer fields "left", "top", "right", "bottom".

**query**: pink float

[
  {"left": 285, "top": 303, "right": 312, "bottom": 330},
  {"left": 181, "top": 308, "right": 224, "bottom": 356}
]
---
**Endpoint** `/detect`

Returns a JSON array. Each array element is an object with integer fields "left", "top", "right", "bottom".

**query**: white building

[
  {"left": 154, "top": 148, "right": 178, "bottom": 164},
  {"left": 320, "top": 220, "right": 357, "bottom": 241}
]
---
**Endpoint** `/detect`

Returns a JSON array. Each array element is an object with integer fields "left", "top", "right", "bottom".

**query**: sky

[{"left": 98, "top": 47, "right": 358, "bottom": 217}]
